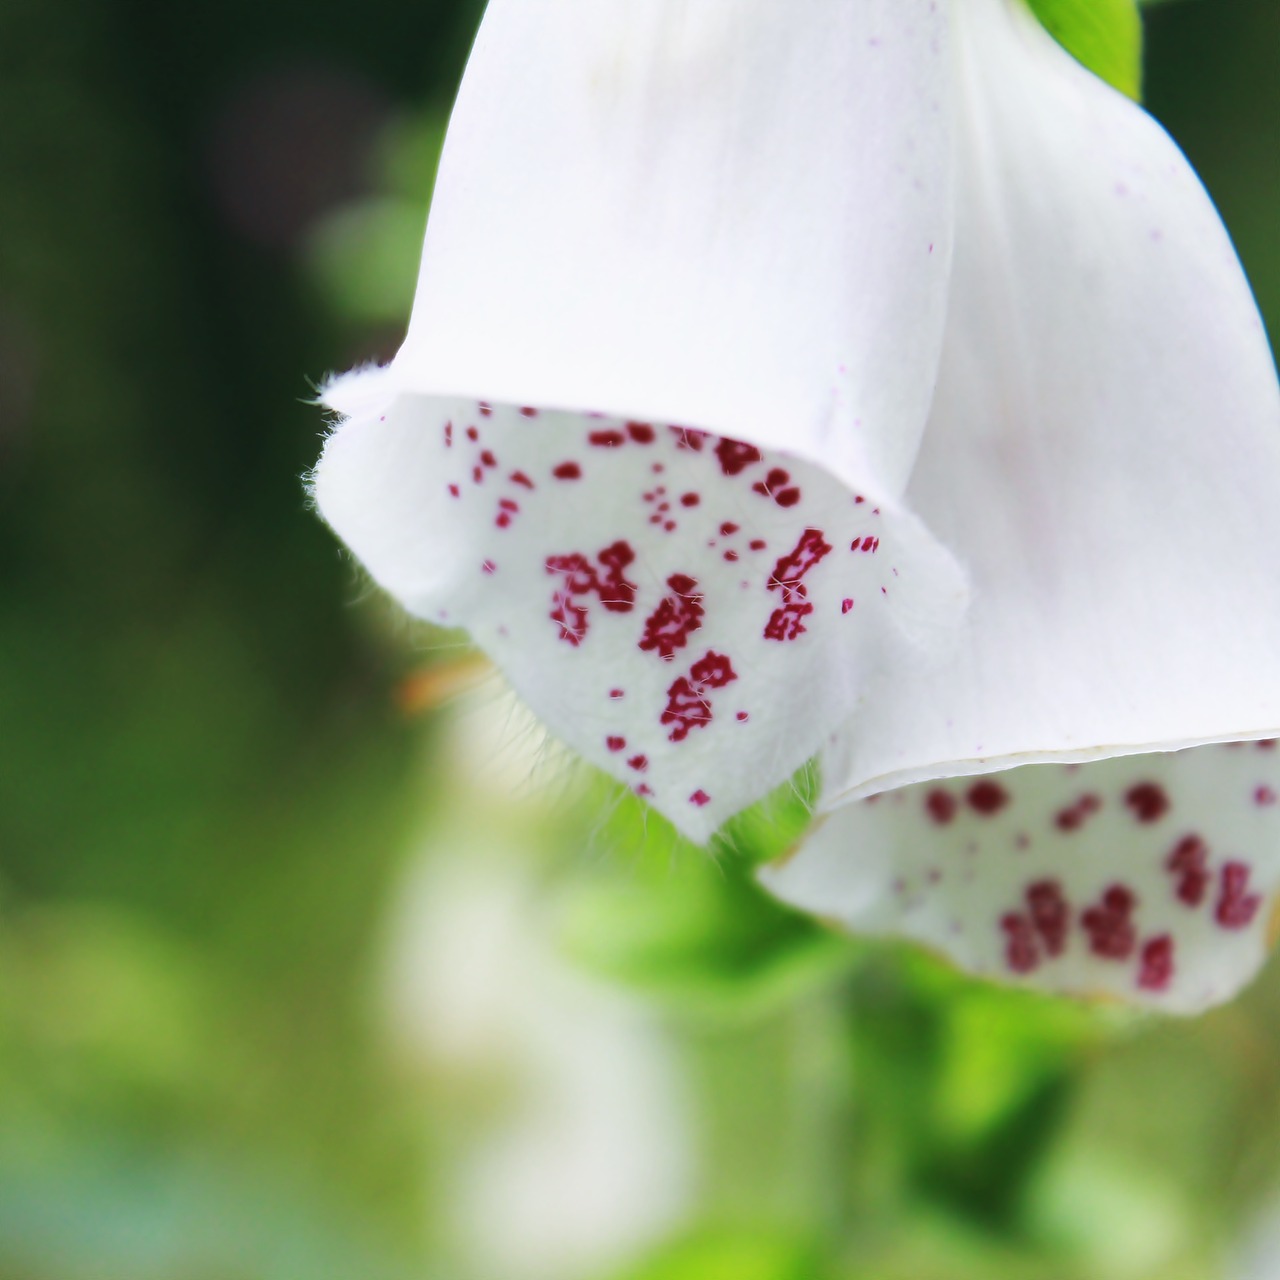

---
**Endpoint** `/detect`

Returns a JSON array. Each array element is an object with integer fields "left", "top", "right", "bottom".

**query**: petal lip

[
  {"left": 313, "top": 392, "right": 966, "bottom": 843},
  {"left": 764, "top": 742, "right": 1280, "bottom": 1014}
]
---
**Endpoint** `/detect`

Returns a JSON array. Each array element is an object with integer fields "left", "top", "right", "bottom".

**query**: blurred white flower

[{"left": 382, "top": 702, "right": 692, "bottom": 1280}]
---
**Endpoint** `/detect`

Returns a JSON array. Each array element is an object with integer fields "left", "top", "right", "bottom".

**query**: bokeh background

[{"left": 3, "top": 1, "right": 1280, "bottom": 1276}]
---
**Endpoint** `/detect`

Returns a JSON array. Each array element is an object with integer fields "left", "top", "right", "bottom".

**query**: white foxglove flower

[{"left": 313, "top": 0, "right": 1280, "bottom": 1011}]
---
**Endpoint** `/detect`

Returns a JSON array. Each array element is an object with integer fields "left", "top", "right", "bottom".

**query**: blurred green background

[{"left": 3, "top": 1, "right": 1280, "bottom": 1277}]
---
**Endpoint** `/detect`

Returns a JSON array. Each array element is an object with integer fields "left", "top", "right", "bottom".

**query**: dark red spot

[
  {"left": 723, "top": 550, "right": 739, "bottom": 563},
  {"left": 639, "top": 574, "right": 705, "bottom": 660},
  {"left": 1081, "top": 885, "right": 1137, "bottom": 960},
  {"left": 466, "top": 426, "right": 479, "bottom": 441},
  {"left": 1258, "top": 739, "right": 1276, "bottom": 751},
  {"left": 606, "top": 736, "right": 626, "bottom": 753},
  {"left": 447, "top": 484, "right": 460, "bottom": 498},
  {"left": 546, "top": 541, "right": 638, "bottom": 644},
  {"left": 635, "top": 784, "right": 653, "bottom": 797},
  {"left": 477, "top": 403, "right": 492, "bottom": 418},
  {"left": 1002, "top": 913, "right": 1040, "bottom": 974},
  {"left": 841, "top": 599, "right": 855, "bottom": 614},
  {"left": 753, "top": 468, "right": 790, "bottom": 500},
  {"left": 627, "top": 755, "right": 648, "bottom": 772},
  {"left": 776, "top": 488, "right": 801, "bottom": 508},
  {"left": 714, "top": 437, "right": 763, "bottom": 476},
  {"left": 480, "top": 449, "right": 497, "bottom": 468},
  {"left": 510, "top": 470, "right": 535, "bottom": 489},
  {"left": 1055, "top": 793, "right": 1101, "bottom": 832},
  {"left": 661, "top": 651, "right": 738, "bottom": 743},
  {"left": 692, "top": 652, "right": 736, "bottom": 688},
  {"left": 967, "top": 781, "right": 1009, "bottom": 816},
  {"left": 444, "top": 422, "right": 453, "bottom": 446},
  {"left": 1256, "top": 786, "right": 1277, "bottom": 806},
  {"left": 680, "top": 493, "right": 700, "bottom": 508},
  {"left": 472, "top": 466, "right": 484, "bottom": 484},
  {"left": 690, "top": 790, "right": 711, "bottom": 807},
  {"left": 1026, "top": 880, "right": 1069, "bottom": 957},
  {"left": 720, "top": 522, "right": 739, "bottom": 536},
  {"left": 1167, "top": 834, "right": 1210, "bottom": 907},
  {"left": 553, "top": 461, "right": 582, "bottom": 480},
  {"left": 626, "top": 421, "right": 655, "bottom": 444},
  {"left": 764, "top": 528, "right": 833, "bottom": 643},
  {"left": 1138, "top": 935, "right": 1175, "bottom": 991},
  {"left": 768, "top": 528, "right": 833, "bottom": 598},
  {"left": 549, "top": 593, "right": 590, "bottom": 646},
  {"left": 1216, "top": 861, "right": 1261, "bottom": 929},
  {"left": 609, "top": 689, "right": 625, "bottom": 699},
  {"left": 925, "top": 790, "right": 957, "bottom": 825},
  {"left": 736, "top": 711, "right": 749, "bottom": 722},
  {"left": 481, "top": 559, "right": 496, "bottom": 575},
  {"left": 1125, "top": 782, "right": 1169, "bottom": 824},
  {"left": 764, "top": 598, "right": 813, "bottom": 642},
  {"left": 588, "top": 429, "right": 626, "bottom": 448},
  {"left": 749, "top": 539, "right": 767, "bottom": 552},
  {"left": 597, "top": 541, "right": 638, "bottom": 611},
  {"left": 519, "top": 406, "right": 538, "bottom": 418},
  {"left": 670, "top": 426, "right": 707, "bottom": 451}
]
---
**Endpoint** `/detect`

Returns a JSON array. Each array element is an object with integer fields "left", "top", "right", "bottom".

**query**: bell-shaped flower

[{"left": 312, "top": 0, "right": 1280, "bottom": 1013}]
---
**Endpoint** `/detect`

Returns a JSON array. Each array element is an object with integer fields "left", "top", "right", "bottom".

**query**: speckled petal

[
  {"left": 387, "top": 0, "right": 955, "bottom": 498},
  {"left": 314, "top": 397, "right": 962, "bottom": 842},
  {"left": 763, "top": 742, "right": 1280, "bottom": 1012},
  {"left": 823, "top": 0, "right": 1280, "bottom": 803}
]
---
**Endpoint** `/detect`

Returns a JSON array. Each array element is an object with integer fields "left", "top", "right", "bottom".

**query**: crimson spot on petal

[
  {"left": 1002, "top": 913, "right": 1040, "bottom": 974},
  {"left": 1216, "top": 861, "right": 1262, "bottom": 929},
  {"left": 967, "top": 781, "right": 1009, "bottom": 816},
  {"left": 639, "top": 574, "right": 705, "bottom": 659},
  {"left": 1026, "top": 879, "right": 1069, "bottom": 957},
  {"left": 1082, "top": 885, "right": 1137, "bottom": 960},
  {"left": 714, "top": 437, "right": 763, "bottom": 476},
  {"left": 1138, "top": 935, "right": 1175, "bottom": 991},
  {"left": 925, "top": 790, "right": 957, "bottom": 825},
  {"left": 1167, "top": 834, "right": 1210, "bottom": 907},
  {"left": 1125, "top": 782, "right": 1169, "bottom": 824}
]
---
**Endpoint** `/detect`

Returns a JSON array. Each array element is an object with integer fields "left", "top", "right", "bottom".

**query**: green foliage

[
  {"left": 608, "top": 1229, "right": 831, "bottom": 1280},
  {"left": 1026, "top": 0, "right": 1144, "bottom": 99},
  {"left": 556, "top": 777, "right": 855, "bottom": 1021}
]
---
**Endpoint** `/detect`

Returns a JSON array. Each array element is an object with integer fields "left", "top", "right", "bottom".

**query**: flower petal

[
  {"left": 823, "top": 0, "right": 1280, "bottom": 803},
  {"left": 314, "top": 396, "right": 963, "bottom": 842},
  {"left": 762, "top": 742, "right": 1280, "bottom": 1013},
  {"left": 387, "top": 0, "right": 955, "bottom": 498}
]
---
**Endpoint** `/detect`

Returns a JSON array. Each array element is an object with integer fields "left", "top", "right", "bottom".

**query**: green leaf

[
  {"left": 607, "top": 1229, "right": 831, "bottom": 1280},
  {"left": 1025, "top": 0, "right": 1144, "bottom": 100},
  {"left": 555, "top": 779, "right": 854, "bottom": 1021}
]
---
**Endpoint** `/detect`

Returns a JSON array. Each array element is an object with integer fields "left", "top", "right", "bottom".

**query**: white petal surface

[
  {"left": 825, "top": 0, "right": 1280, "bottom": 802},
  {"left": 763, "top": 742, "right": 1280, "bottom": 1012},
  {"left": 388, "top": 0, "right": 955, "bottom": 498},
  {"left": 314, "top": 396, "right": 963, "bottom": 842}
]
